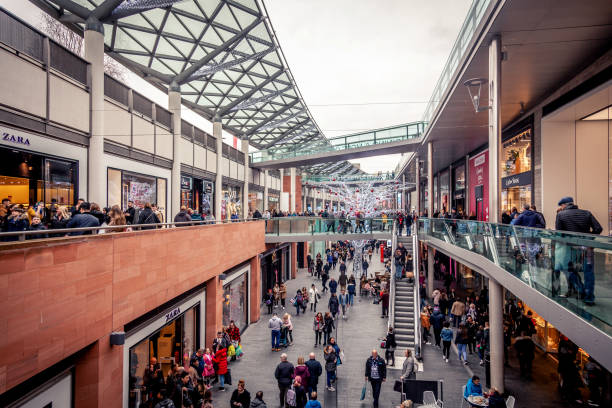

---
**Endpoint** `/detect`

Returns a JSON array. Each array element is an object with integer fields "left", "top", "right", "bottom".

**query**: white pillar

[
  {"left": 84, "top": 26, "right": 105, "bottom": 205},
  {"left": 242, "top": 137, "right": 249, "bottom": 218},
  {"left": 415, "top": 155, "right": 421, "bottom": 215},
  {"left": 279, "top": 169, "right": 284, "bottom": 192},
  {"left": 488, "top": 36, "right": 502, "bottom": 223},
  {"left": 465, "top": 155, "right": 470, "bottom": 215},
  {"left": 263, "top": 169, "right": 269, "bottom": 212},
  {"left": 427, "top": 142, "right": 434, "bottom": 217},
  {"left": 290, "top": 167, "right": 296, "bottom": 213},
  {"left": 489, "top": 278, "right": 505, "bottom": 392},
  {"left": 427, "top": 246, "right": 434, "bottom": 298},
  {"left": 402, "top": 174, "right": 406, "bottom": 211},
  {"left": 214, "top": 116, "right": 223, "bottom": 220},
  {"left": 168, "top": 84, "right": 182, "bottom": 219}
]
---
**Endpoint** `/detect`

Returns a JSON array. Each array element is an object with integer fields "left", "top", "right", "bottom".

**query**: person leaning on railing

[{"left": 66, "top": 201, "right": 100, "bottom": 236}]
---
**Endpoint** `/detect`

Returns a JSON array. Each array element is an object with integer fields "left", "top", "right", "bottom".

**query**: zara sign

[{"left": 2, "top": 131, "right": 30, "bottom": 146}]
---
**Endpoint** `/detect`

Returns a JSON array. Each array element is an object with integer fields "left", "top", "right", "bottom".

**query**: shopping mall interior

[{"left": 0, "top": 0, "right": 611, "bottom": 407}]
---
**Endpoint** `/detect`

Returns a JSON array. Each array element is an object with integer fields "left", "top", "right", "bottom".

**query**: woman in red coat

[{"left": 213, "top": 347, "right": 228, "bottom": 390}]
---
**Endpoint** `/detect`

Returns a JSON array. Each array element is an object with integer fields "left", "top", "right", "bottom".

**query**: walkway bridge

[
  {"left": 250, "top": 122, "right": 426, "bottom": 169},
  {"left": 264, "top": 217, "right": 393, "bottom": 243},
  {"left": 417, "top": 218, "right": 612, "bottom": 371}
]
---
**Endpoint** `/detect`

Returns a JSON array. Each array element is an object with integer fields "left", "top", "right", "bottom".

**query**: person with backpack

[
  {"left": 274, "top": 353, "right": 295, "bottom": 408},
  {"left": 293, "top": 376, "right": 307, "bottom": 408},
  {"left": 384, "top": 327, "right": 398, "bottom": 366},
  {"left": 264, "top": 288, "right": 275, "bottom": 315}
]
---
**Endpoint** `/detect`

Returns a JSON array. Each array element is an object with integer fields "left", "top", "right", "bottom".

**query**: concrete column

[
  {"left": 290, "top": 167, "right": 296, "bottom": 213},
  {"left": 415, "top": 155, "right": 421, "bottom": 215},
  {"left": 448, "top": 164, "right": 453, "bottom": 212},
  {"left": 84, "top": 25, "right": 105, "bottom": 205},
  {"left": 427, "top": 246, "right": 434, "bottom": 298},
  {"left": 242, "top": 137, "right": 249, "bottom": 218},
  {"left": 402, "top": 174, "right": 406, "bottom": 211},
  {"left": 279, "top": 169, "right": 284, "bottom": 192},
  {"left": 488, "top": 36, "right": 502, "bottom": 222},
  {"left": 302, "top": 186, "right": 307, "bottom": 213},
  {"left": 168, "top": 84, "right": 182, "bottom": 219},
  {"left": 263, "top": 169, "right": 269, "bottom": 211},
  {"left": 214, "top": 116, "right": 223, "bottom": 220},
  {"left": 489, "top": 278, "right": 505, "bottom": 392},
  {"left": 249, "top": 256, "right": 261, "bottom": 323},
  {"left": 427, "top": 142, "right": 434, "bottom": 217}
]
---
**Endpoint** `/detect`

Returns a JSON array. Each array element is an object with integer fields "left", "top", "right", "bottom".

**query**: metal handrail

[
  {"left": 412, "top": 229, "right": 422, "bottom": 359},
  {"left": 388, "top": 223, "right": 397, "bottom": 329},
  {"left": 0, "top": 218, "right": 260, "bottom": 242}
]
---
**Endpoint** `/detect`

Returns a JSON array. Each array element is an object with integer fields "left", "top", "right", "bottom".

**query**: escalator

[{"left": 417, "top": 218, "right": 612, "bottom": 372}]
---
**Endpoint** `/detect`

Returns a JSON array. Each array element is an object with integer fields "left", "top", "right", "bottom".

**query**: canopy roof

[{"left": 36, "top": 0, "right": 337, "bottom": 155}]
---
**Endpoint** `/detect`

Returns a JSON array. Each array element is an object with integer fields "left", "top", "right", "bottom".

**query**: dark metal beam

[
  {"left": 47, "top": 0, "right": 90, "bottom": 19},
  {"left": 217, "top": 69, "right": 284, "bottom": 116},
  {"left": 261, "top": 119, "right": 310, "bottom": 149},
  {"left": 91, "top": 0, "right": 123, "bottom": 20},
  {"left": 245, "top": 99, "right": 299, "bottom": 136},
  {"left": 174, "top": 17, "right": 264, "bottom": 85}
]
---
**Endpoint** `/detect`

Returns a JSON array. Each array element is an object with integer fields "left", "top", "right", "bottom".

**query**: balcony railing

[
  {"left": 418, "top": 217, "right": 612, "bottom": 337},
  {"left": 264, "top": 216, "right": 394, "bottom": 236}
]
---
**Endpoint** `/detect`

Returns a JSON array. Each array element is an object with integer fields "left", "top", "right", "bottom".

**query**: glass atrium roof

[{"left": 37, "top": 0, "right": 337, "bottom": 155}]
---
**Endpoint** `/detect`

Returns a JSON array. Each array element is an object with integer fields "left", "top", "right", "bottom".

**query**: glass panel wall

[
  {"left": 223, "top": 272, "right": 248, "bottom": 331},
  {"left": 107, "top": 168, "right": 167, "bottom": 221}
]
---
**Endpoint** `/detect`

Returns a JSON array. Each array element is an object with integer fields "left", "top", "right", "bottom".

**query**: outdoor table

[{"left": 466, "top": 395, "right": 489, "bottom": 407}]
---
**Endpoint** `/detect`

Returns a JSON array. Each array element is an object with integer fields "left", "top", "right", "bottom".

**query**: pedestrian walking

[
  {"left": 304, "top": 353, "right": 322, "bottom": 398},
  {"left": 274, "top": 353, "right": 295, "bottom": 408},
  {"left": 313, "top": 312, "right": 324, "bottom": 347},
  {"left": 323, "top": 312, "right": 335, "bottom": 345},
  {"left": 309, "top": 284, "right": 320, "bottom": 312},
  {"left": 440, "top": 321, "right": 453, "bottom": 362},
  {"left": 324, "top": 345, "right": 337, "bottom": 392},
  {"left": 328, "top": 293, "right": 339, "bottom": 319},
  {"left": 450, "top": 298, "right": 466, "bottom": 327},
  {"left": 384, "top": 327, "right": 397, "bottom": 366},
  {"left": 365, "top": 350, "right": 386, "bottom": 408}
]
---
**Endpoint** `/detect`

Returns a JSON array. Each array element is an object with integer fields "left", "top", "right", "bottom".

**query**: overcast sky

[
  {"left": 264, "top": 0, "right": 472, "bottom": 172},
  {"left": 2, "top": 0, "right": 472, "bottom": 173}
]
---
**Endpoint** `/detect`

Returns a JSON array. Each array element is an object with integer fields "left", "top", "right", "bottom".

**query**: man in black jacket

[
  {"left": 137, "top": 202, "right": 161, "bottom": 230},
  {"left": 66, "top": 202, "right": 100, "bottom": 235},
  {"left": 365, "top": 349, "right": 386, "bottom": 408},
  {"left": 274, "top": 353, "right": 294, "bottom": 408},
  {"left": 304, "top": 352, "right": 322, "bottom": 398},
  {"left": 554, "top": 197, "right": 602, "bottom": 304}
]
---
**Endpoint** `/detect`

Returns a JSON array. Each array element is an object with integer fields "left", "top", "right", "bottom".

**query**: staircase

[{"left": 393, "top": 237, "right": 417, "bottom": 349}]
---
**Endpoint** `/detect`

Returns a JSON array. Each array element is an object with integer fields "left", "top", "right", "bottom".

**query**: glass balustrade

[
  {"left": 264, "top": 217, "right": 393, "bottom": 236},
  {"left": 418, "top": 218, "right": 612, "bottom": 337},
  {"left": 251, "top": 122, "right": 426, "bottom": 163}
]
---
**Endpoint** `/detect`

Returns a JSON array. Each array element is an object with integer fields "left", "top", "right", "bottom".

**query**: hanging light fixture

[{"left": 463, "top": 78, "right": 491, "bottom": 113}]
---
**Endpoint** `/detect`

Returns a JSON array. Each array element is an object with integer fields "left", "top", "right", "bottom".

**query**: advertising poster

[{"left": 468, "top": 150, "right": 489, "bottom": 221}]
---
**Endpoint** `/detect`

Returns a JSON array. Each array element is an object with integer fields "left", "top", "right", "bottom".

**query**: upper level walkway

[
  {"left": 264, "top": 217, "right": 393, "bottom": 243},
  {"left": 250, "top": 122, "right": 425, "bottom": 169},
  {"left": 417, "top": 217, "right": 612, "bottom": 371}
]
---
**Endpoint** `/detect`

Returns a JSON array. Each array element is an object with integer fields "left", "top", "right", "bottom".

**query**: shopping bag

[
  {"left": 235, "top": 344, "right": 244, "bottom": 358},
  {"left": 360, "top": 381, "right": 367, "bottom": 400},
  {"left": 225, "top": 369, "right": 232, "bottom": 385},
  {"left": 228, "top": 344, "right": 236, "bottom": 357}
]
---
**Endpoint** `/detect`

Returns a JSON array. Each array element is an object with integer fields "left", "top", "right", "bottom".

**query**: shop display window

[
  {"left": 439, "top": 170, "right": 449, "bottom": 212},
  {"left": 501, "top": 185, "right": 532, "bottom": 212},
  {"left": 0, "top": 146, "right": 76, "bottom": 208},
  {"left": 222, "top": 273, "right": 248, "bottom": 331},
  {"left": 128, "top": 307, "right": 198, "bottom": 408},
  {"left": 107, "top": 168, "right": 167, "bottom": 221},
  {"left": 502, "top": 128, "right": 531, "bottom": 178},
  {"left": 433, "top": 175, "right": 438, "bottom": 213},
  {"left": 221, "top": 184, "right": 242, "bottom": 220}
]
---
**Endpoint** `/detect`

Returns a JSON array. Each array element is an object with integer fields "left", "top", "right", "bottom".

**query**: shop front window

[
  {"left": 433, "top": 175, "right": 438, "bottom": 213},
  {"left": 269, "top": 194, "right": 279, "bottom": 212},
  {"left": 221, "top": 185, "right": 242, "bottom": 220},
  {"left": 223, "top": 272, "right": 248, "bottom": 331},
  {"left": 501, "top": 185, "right": 532, "bottom": 213},
  {"left": 502, "top": 128, "right": 531, "bottom": 178},
  {"left": 0, "top": 146, "right": 77, "bottom": 209},
  {"left": 128, "top": 307, "right": 198, "bottom": 408},
  {"left": 248, "top": 191, "right": 263, "bottom": 213},
  {"left": 439, "top": 170, "right": 449, "bottom": 212},
  {"left": 107, "top": 168, "right": 167, "bottom": 221}
]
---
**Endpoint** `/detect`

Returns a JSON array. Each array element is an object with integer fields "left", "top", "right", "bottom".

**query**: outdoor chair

[
  {"left": 422, "top": 390, "right": 443, "bottom": 407},
  {"left": 505, "top": 396, "right": 515, "bottom": 408},
  {"left": 460, "top": 385, "right": 466, "bottom": 408}
]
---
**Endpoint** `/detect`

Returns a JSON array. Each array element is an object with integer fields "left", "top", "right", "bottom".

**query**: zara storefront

[{"left": 123, "top": 289, "right": 206, "bottom": 408}]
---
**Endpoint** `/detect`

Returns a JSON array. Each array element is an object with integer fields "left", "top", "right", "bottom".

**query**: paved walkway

[{"left": 210, "top": 246, "right": 404, "bottom": 408}]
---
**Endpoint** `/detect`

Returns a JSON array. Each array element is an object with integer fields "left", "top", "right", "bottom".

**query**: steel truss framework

[{"left": 35, "top": 0, "right": 357, "bottom": 172}]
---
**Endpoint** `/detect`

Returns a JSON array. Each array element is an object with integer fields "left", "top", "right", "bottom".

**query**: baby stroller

[{"left": 279, "top": 326, "right": 290, "bottom": 348}]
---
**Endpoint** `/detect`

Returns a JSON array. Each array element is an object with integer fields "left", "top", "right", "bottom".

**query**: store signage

[
  {"left": 501, "top": 171, "right": 531, "bottom": 188},
  {"left": 181, "top": 176, "right": 192, "bottom": 190},
  {"left": 2, "top": 131, "right": 30, "bottom": 146},
  {"left": 165, "top": 307, "right": 181, "bottom": 322}
]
